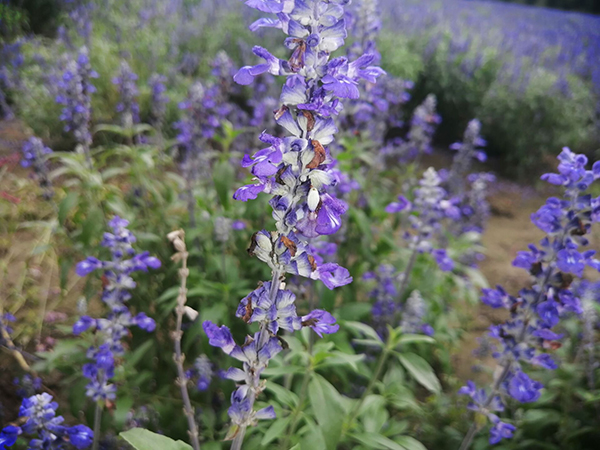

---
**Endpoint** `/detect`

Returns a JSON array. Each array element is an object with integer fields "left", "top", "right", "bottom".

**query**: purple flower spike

[
  {"left": 459, "top": 148, "right": 600, "bottom": 443},
  {"left": 74, "top": 217, "right": 159, "bottom": 402},
  {"left": 214, "top": 0, "right": 385, "bottom": 439}
]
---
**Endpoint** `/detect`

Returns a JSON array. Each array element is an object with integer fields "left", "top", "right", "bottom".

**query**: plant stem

[
  {"left": 169, "top": 230, "right": 201, "bottom": 450},
  {"left": 345, "top": 347, "right": 390, "bottom": 431},
  {"left": 397, "top": 240, "right": 420, "bottom": 301},
  {"left": 91, "top": 399, "right": 102, "bottom": 450}
]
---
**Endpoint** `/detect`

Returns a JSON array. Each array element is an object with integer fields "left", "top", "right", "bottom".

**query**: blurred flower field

[{"left": 1, "top": 1, "right": 600, "bottom": 449}]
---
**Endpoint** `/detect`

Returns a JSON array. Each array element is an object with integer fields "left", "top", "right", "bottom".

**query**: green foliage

[
  {"left": 120, "top": 428, "right": 193, "bottom": 450},
  {"left": 379, "top": 28, "right": 599, "bottom": 175}
]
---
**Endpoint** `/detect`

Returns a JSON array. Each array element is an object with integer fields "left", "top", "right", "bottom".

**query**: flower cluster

[
  {"left": 55, "top": 47, "right": 98, "bottom": 161},
  {"left": 73, "top": 216, "right": 160, "bottom": 401},
  {"left": 364, "top": 266, "right": 433, "bottom": 336},
  {"left": 21, "top": 137, "right": 54, "bottom": 200},
  {"left": 460, "top": 148, "right": 600, "bottom": 445},
  {"left": 186, "top": 355, "right": 214, "bottom": 392},
  {"left": 445, "top": 119, "right": 488, "bottom": 198},
  {"left": 342, "top": 0, "right": 411, "bottom": 151},
  {"left": 364, "top": 264, "right": 399, "bottom": 333},
  {"left": 214, "top": 217, "right": 246, "bottom": 243},
  {"left": 441, "top": 119, "right": 494, "bottom": 263},
  {"left": 396, "top": 94, "right": 441, "bottom": 163},
  {"left": 112, "top": 60, "right": 140, "bottom": 128},
  {"left": 148, "top": 73, "right": 169, "bottom": 129},
  {"left": 175, "top": 81, "right": 222, "bottom": 181},
  {"left": 203, "top": 0, "right": 383, "bottom": 442},
  {"left": 386, "top": 167, "right": 457, "bottom": 272},
  {"left": 400, "top": 290, "right": 434, "bottom": 336},
  {"left": 14, "top": 374, "right": 43, "bottom": 399},
  {"left": 347, "top": 0, "right": 381, "bottom": 62},
  {"left": 0, "top": 393, "right": 93, "bottom": 449}
]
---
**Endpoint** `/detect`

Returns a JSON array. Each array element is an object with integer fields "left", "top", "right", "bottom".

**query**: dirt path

[{"left": 452, "top": 182, "right": 549, "bottom": 381}]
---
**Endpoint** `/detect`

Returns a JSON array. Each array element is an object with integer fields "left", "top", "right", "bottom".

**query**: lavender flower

[
  {"left": 21, "top": 137, "right": 53, "bottom": 200},
  {"left": 186, "top": 355, "right": 214, "bottom": 392},
  {"left": 446, "top": 119, "right": 487, "bottom": 197},
  {"left": 56, "top": 47, "right": 98, "bottom": 165},
  {"left": 400, "top": 290, "right": 434, "bottom": 336},
  {"left": 205, "top": 0, "right": 383, "bottom": 444},
  {"left": 112, "top": 60, "right": 140, "bottom": 128},
  {"left": 175, "top": 81, "right": 220, "bottom": 181},
  {"left": 364, "top": 267, "right": 433, "bottom": 337},
  {"left": 0, "top": 393, "right": 93, "bottom": 449},
  {"left": 347, "top": 0, "right": 382, "bottom": 62},
  {"left": 459, "top": 148, "right": 600, "bottom": 447},
  {"left": 74, "top": 216, "right": 161, "bottom": 402},
  {"left": 149, "top": 73, "right": 169, "bottom": 129},
  {"left": 397, "top": 94, "right": 441, "bottom": 163},
  {"left": 364, "top": 264, "right": 400, "bottom": 333},
  {"left": 14, "top": 374, "right": 43, "bottom": 398},
  {"left": 386, "top": 167, "right": 457, "bottom": 272}
]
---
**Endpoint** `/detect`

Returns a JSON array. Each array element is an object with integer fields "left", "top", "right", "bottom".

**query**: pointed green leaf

[
  {"left": 308, "top": 374, "right": 345, "bottom": 450},
  {"left": 397, "top": 352, "right": 441, "bottom": 394},
  {"left": 119, "top": 428, "right": 192, "bottom": 450}
]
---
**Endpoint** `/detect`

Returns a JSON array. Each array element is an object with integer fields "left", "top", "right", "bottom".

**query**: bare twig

[{"left": 168, "top": 229, "right": 201, "bottom": 450}]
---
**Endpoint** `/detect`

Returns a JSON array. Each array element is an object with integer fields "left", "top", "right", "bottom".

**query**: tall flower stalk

[
  {"left": 386, "top": 167, "right": 458, "bottom": 293},
  {"left": 56, "top": 47, "right": 98, "bottom": 168},
  {"left": 459, "top": 148, "right": 600, "bottom": 448},
  {"left": 73, "top": 217, "right": 161, "bottom": 450},
  {"left": 203, "top": 0, "right": 383, "bottom": 447},
  {"left": 0, "top": 393, "right": 93, "bottom": 449},
  {"left": 21, "top": 137, "right": 54, "bottom": 201}
]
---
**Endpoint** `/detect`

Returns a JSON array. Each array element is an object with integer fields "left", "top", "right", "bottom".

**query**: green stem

[
  {"left": 344, "top": 347, "right": 390, "bottom": 432},
  {"left": 91, "top": 401, "right": 102, "bottom": 450},
  {"left": 280, "top": 362, "right": 313, "bottom": 449}
]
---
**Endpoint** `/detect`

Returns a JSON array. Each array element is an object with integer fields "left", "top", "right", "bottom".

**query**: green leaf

[
  {"left": 397, "top": 352, "right": 441, "bottom": 394},
  {"left": 396, "top": 334, "right": 435, "bottom": 346},
  {"left": 58, "top": 191, "right": 79, "bottom": 224},
  {"left": 336, "top": 303, "right": 373, "bottom": 321},
  {"left": 308, "top": 374, "right": 345, "bottom": 450},
  {"left": 352, "top": 338, "right": 385, "bottom": 349},
  {"left": 262, "top": 365, "right": 305, "bottom": 377},
  {"left": 300, "top": 417, "right": 327, "bottom": 450},
  {"left": 344, "top": 321, "right": 382, "bottom": 342},
  {"left": 261, "top": 417, "right": 291, "bottom": 446},
  {"left": 265, "top": 382, "right": 299, "bottom": 409},
  {"left": 394, "top": 436, "right": 428, "bottom": 450},
  {"left": 114, "top": 396, "right": 134, "bottom": 428},
  {"left": 119, "top": 428, "right": 192, "bottom": 450},
  {"left": 319, "top": 351, "right": 365, "bottom": 371},
  {"left": 212, "top": 160, "right": 235, "bottom": 210},
  {"left": 351, "top": 432, "right": 406, "bottom": 450}
]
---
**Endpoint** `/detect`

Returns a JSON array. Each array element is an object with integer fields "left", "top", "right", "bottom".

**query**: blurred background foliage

[{"left": 2, "top": 0, "right": 599, "bottom": 175}]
